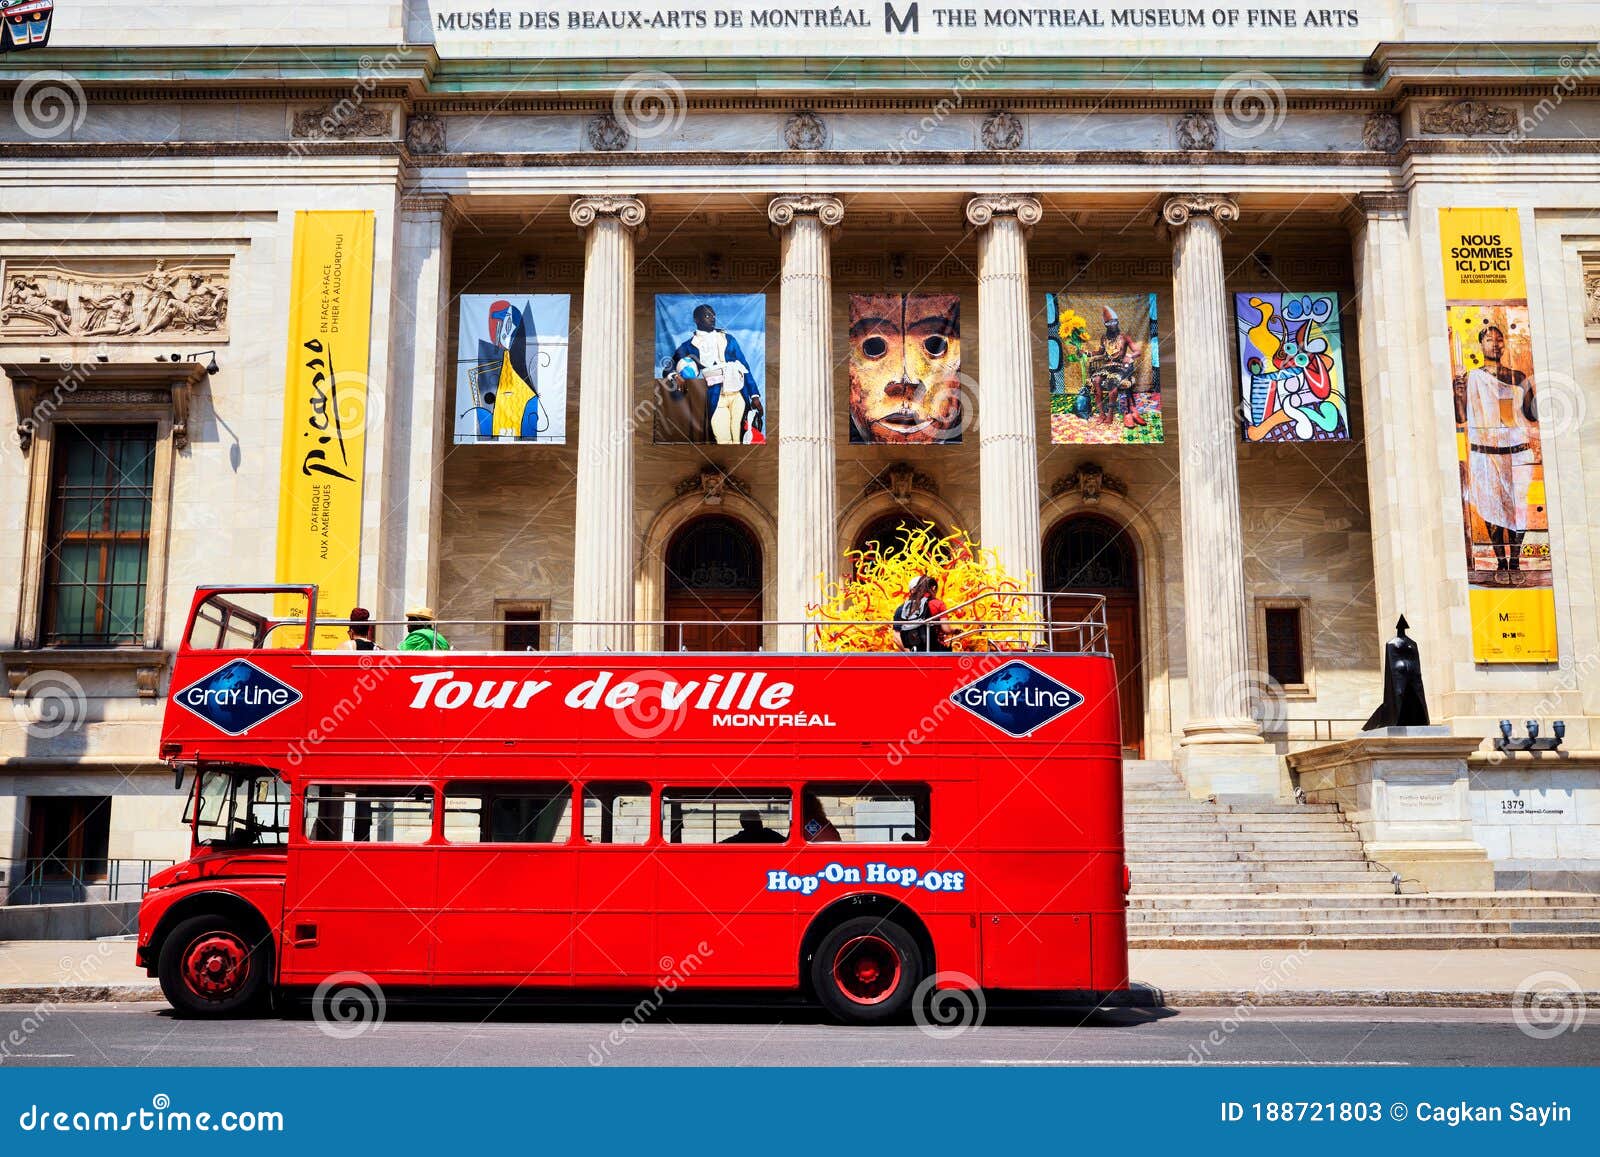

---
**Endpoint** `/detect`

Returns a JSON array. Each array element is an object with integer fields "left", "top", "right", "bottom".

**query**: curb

[{"left": 0, "top": 983, "right": 163, "bottom": 1004}]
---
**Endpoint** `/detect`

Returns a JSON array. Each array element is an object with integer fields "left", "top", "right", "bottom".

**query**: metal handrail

[
  {"left": 1, "top": 857, "right": 174, "bottom": 906},
  {"left": 198, "top": 588, "right": 1110, "bottom": 655}
]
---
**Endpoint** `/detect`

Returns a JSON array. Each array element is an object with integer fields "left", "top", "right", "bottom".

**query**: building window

[
  {"left": 495, "top": 600, "right": 548, "bottom": 651},
  {"left": 41, "top": 423, "right": 157, "bottom": 647},
  {"left": 1264, "top": 608, "right": 1304, "bottom": 687}
]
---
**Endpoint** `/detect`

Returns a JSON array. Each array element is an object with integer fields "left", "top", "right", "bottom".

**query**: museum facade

[{"left": 2, "top": 1, "right": 1599, "bottom": 891}]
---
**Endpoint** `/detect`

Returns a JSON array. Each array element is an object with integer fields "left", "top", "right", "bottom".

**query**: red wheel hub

[
  {"left": 831, "top": 934, "right": 902, "bottom": 1006},
  {"left": 181, "top": 932, "right": 250, "bottom": 1000}
]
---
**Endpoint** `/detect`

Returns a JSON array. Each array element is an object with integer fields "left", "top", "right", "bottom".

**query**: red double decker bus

[{"left": 137, "top": 585, "right": 1128, "bottom": 1023}]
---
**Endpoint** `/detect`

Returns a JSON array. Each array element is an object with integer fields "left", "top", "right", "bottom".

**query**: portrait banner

[
  {"left": 453, "top": 294, "right": 570, "bottom": 444},
  {"left": 1047, "top": 292, "right": 1161, "bottom": 445},
  {"left": 273, "top": 210, "right": 376, "bottom": 649},
  {"left": 848, "top": 293, "right": 962, "bottom": 444},
  {"left": 1235, "top": 291, "right": 1350, "bottom": 442},
  {"left": 653, "top": 294, "right": 766, "bottom": 445},
  {"left": 1440, "top": 207, "right": 1557, "bottom": 663}
]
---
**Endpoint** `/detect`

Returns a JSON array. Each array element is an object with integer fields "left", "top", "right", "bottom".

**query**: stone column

[
  {"left": 1348, "top": 193, "right": 1440, "bottom": 670},
  {"left": 570, "top": 195, "right": 647, "bottom": 651},
  {"left": 768, "top": 194, "right": 844, "bottom": 652},
  {"left": 966, "top": 194, "right": 1044, "bottom": 596},
  {"left": 380, "top": 192, "right": 458, "bottom": 631},
  {"left": 1163, "top": 193, "right": 1278, "bottom": 797}
]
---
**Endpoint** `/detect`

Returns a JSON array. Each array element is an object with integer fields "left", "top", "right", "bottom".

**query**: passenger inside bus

[
  {"left": 801, "top": 795, "right": 842, "bottom": 842},
  {"left": 719, "top": 809, "right": 786, "bottom": 844}
]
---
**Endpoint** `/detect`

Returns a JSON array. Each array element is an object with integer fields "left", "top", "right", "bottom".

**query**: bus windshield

[{"left": 184, "top": 766, "right": 290, "bottom": 849}]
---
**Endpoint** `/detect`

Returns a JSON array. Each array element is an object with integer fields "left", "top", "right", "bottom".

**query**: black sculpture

[{"left": 1363, "top": 615, "right": 1430, "bottom": 729}]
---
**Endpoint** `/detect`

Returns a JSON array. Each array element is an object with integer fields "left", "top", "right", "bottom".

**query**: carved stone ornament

[
  {"left": 1160, "top": 193, "right": 1241, "bottom": 229},
  {"left": 980, "top": 109, "right": 1024, "bottom": 151},
  {"left": 675, "top": 465, "right": 750, "bottom": 505},
  {"left": 587, "top": 112, "right": 631, "bottom": 152},
  {"left": 1362, "top": 111, "right": 1403, "bottom": 153},
  {"left": 1051, "top": 462, "right": 1128, "bottom": 505},
  {"left": 405, "top": 113, "right": 446, "bottom": 153},
  {"left": 569, "top": 196, "right": 648, "bottom": 231},
  {"left": 767, "top": 194, "right": 845, "bottom": 229},
  {"left": 1582, "top": 253, "right": 1600, "bottom": 340},
  {"left": 864, "top": 462, "right": 940, "bottom": 503},
  {"left": 964, "top": 194, "right": 1044, "bottom": 229},
  {"left": 290, "top": 103, "right": 394, "bottom": 140},
  {"left": 1420, "top": 99, "right": 1517, "bottom": 136},
  {"left": 7, "top": 361, "right": 203, "bottom": 454},
  {"left": 1176, "top": 110, "right": 1218, "bottom": 151},
  {"left": 784, "top": 109, "right": 829, "bottom": 150},
  {"left": 1, "top": 256, "right": 230, "bottom": 342}
]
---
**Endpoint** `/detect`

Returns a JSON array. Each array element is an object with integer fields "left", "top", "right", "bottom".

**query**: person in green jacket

[{"left": 400, "top": 606, "right": 450, "bottom": 652}]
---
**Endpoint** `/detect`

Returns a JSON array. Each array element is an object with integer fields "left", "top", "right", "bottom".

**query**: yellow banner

[
  {"left": 1439, "top": 207, "right": 1556, "bottom": 663},
  {"left": 274, "top": 210, "right": 376, "bottom": 648}
]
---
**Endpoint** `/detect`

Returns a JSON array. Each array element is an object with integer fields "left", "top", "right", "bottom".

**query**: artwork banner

[
  {"left": 848, "top": 293, "right": 962, "bottom": 444},
  {"left": 273, "top": 210, "right": 376, "bottom": 649},
  {"left": 453, "top": 294, "right": 570, "bottom": 444},
  {"left": 653, "top": 294, "right": 767, "bottom": 445},
  {"left": 1046, "top": 292, "right": 1162, "bottom": 445},
  {"left": 1236, "top": 291, "right": 1350, "bottom": 442},
  {"left": 1440, "top": 207, "right": 1557, "bottom": 662}
]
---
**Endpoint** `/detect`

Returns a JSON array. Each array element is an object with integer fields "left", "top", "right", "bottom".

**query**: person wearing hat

[
  {"left": 400, "top": 607, "right": 450, "bottom": 652},
  {"left": 340, "top": 606, "right": 377, "bottom": 651}
]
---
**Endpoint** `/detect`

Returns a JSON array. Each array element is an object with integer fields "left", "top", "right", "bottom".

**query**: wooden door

[
  {"left": 1051, "top": 593, "right": 1144, "bottom": 757},
  {"left": 664, "top": 514, "right": 762, "bottom": 653},
  {"left": 664, "top": 590, "right": 761, "bottom": 652}
]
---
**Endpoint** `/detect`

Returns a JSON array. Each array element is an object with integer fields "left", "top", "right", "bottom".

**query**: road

[{"left": 1, "top": 1002, "right": 1595, "bottom": 1066}]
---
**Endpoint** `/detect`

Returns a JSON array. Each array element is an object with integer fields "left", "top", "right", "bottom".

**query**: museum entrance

[
  {"left": 1045, "top": 513, "right": 1144, "bottom": 758},
  {"left": 663, "top": 514, "right": 763, "bottom": 652}
]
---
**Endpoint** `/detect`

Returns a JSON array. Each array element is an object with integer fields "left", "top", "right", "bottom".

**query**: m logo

[
  {"left": 949, "top": 660, "right": 1084, "bottom": 738},
  {"left": 174, "top": 659, "right": 302, "bottom": 736}
]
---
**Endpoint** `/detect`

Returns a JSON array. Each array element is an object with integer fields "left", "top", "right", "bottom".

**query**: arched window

[
  {"left": 664, "top": 514, "right": 762, "bottom": 651},
  {"left": 851, "top": 514, "right": 951, "bottom": 560},
  {"left": 1044, "top": 513, "right": 1136, "bottom": 592}
]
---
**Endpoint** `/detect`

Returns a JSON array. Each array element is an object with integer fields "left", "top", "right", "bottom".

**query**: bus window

[
  {"left": 305, "top": 785, "right": 433, "bottom": 844},
  {"left": 445, "top": 783, "right": 572, "bottom": 844},
  {"left": 802, "top": 785, "right": 929, "bottom": 843},
  {"left": 662, "top": 788, "right": 791, "bottom": 845},
  {"left": 581, "top": 782, "right": 650, "bottom": 845}
]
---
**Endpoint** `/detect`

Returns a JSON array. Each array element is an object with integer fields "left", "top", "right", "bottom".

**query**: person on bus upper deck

[
  {"left": 400, "top": 606, "right": 451, "bottom": 652},
  {"left": 893, "top": 575, "right": 953, "bottom": 653},
  {"left": 339, "top": 606, "right": 377, "bottom": 651},
  {"left": 802, "top": 795, "right": 842, "bottom": 842},
  {"left": 720, "top": 809, "right": 785, "bottom": 844}
]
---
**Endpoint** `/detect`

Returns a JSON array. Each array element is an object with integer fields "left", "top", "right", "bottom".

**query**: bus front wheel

[
  {"left": 157, "top": 915, "right": 269, "bottom": 1018},
  {"left": 811, "top": 917, "right": 923, "bottom": 1025}
]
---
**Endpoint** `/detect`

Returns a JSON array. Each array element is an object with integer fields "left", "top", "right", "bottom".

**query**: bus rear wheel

[
  {"left": 157, "top": 915, "right": 268, "bottom": 1018},
  {"left": 811, "top": 917, "right": 923, "bottom": 1025}
]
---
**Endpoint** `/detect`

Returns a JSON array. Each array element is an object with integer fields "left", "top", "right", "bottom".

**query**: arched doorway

[
  {"left": 664, "top": 514, "right": 763, "bottom": 651},
  {"left": 1045, "top": 513, "right": 1144, "bottom": 757}
]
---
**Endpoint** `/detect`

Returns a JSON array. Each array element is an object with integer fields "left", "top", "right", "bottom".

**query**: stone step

[
  {"left": 1128, "top": 916, "right": 1600, "bottom": 934},
  {"left": 1130, "top": 932, "right": 1600, "bottom": 950},
  {"left": 1130, "top": 880, "right": 1402, "bottom": 895},
  {"left": 1127, "top": 892, "right": 1600, "bottom": 908},
  {"left": 1127, "top": 849, "right": 1370, "bottom": 864},
  {"left": 1129, "top": 912, "right": 1600, "bottom": 931}
]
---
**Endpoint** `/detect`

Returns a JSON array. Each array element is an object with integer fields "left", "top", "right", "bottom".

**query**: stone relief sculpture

[
  {"left": 1, "top": 257, "right": 230, "bottom": 341},
  {"left": 1175, "top": 110, "right": 1218, "bottom": 150},
  {"left": 1419, "top": 99, "right": 1517, "bottom": 136},
  {"left": 980, "top": 110, "right": 1024, "bottom": 151},
  {"left": 1362, "top": 112, "right": 1403, "bottom": 152}
]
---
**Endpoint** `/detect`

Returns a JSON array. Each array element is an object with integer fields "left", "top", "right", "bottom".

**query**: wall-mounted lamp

[{"left": 185, "top": 350, "right": 220, "bottom": 376}]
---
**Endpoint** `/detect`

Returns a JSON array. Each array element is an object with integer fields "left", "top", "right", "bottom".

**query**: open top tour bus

[{"left": 137, "top": 584, "right": 1128, "bottom": 1023}]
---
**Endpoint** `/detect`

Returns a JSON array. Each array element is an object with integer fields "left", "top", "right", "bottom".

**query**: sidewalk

[{"left": 3, "top": 940, "right": 1598, "bottom": 1007}]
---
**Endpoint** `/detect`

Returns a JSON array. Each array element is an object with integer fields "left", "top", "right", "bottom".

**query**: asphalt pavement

[{"left": 0, "top": 1002, "right": 1594, "bottom": 1067}]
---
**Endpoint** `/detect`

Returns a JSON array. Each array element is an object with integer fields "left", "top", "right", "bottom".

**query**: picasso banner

[
  {"left": 273, "top": 210, "right": 377, "bottom": 648},
  {"left": 1439, "top": 207, "right": 1557, "bottom": 663}
]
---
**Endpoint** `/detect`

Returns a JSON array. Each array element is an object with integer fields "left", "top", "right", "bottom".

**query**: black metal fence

[{"left": 0, "top": 858, "right": 173, "bottom": 906}]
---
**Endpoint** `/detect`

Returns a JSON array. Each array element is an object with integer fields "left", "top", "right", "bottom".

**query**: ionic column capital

[
  {"left": 570, "top": 195, "right": 648, "bottom": 233},
  {"left": 1160, "top": 193, "right": 1240, "bottom": 230},
  {"left": 964, "top": 193, "right": 1043, "bottom": 230},
  {"left": 767, "top": 193, "right": 845, "bottom": 229}
]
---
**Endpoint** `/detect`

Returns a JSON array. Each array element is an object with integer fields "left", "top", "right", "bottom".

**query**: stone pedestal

[
  {"left": 966, "top": 194, "right": 1044, "bottom": 592},
  {"left": 769, "top": 194, "right": 843, "bottom": 652},
  {"left": 1288, "top": 730, "right": 1495, "bottom": 892},
  {"left": 570, "top": 195, "right": 647, "bottom": 651},
  {"left": 1163, "top": 193, "right": 1279, "bottom": 798}
]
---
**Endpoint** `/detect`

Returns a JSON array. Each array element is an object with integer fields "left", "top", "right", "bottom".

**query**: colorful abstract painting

[
  {"left": 847, "top": 293, "right": 963, "bottom": 444},
  {"left": 452, "top": 295, "right": 570, "bottom": 444},
  {"left": 1047, "top": 292, "right": 1161, "bottom": 445},
  {"left": 653, "top": 294, "right": 767, "bottom": 444},
  {"left": 1235, "top": 291, "right": 1349, "bottom": 442}
]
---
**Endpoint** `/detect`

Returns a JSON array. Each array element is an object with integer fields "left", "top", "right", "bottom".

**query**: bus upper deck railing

[{"left": 182, "top": 587, "right": 1110, "bottom": 656}]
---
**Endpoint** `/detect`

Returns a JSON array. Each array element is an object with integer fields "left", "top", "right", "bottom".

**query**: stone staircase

[{"left": 1123, "top": 760, "right": 1600, "bottom": 949}]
